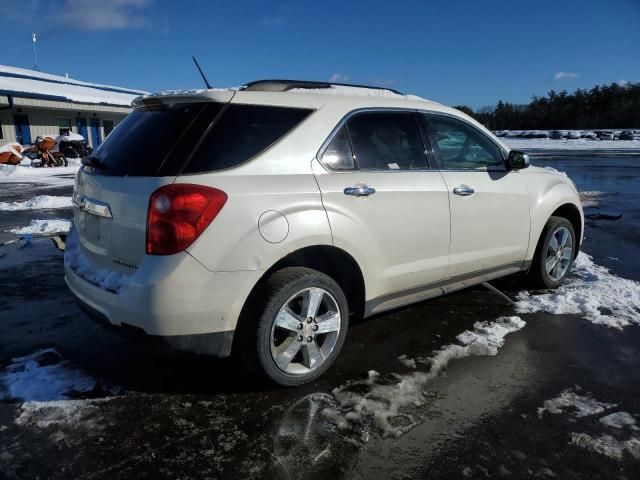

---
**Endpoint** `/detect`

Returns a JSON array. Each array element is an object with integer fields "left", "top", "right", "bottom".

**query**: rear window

[
  {"left": 89, "top": 102, "right": 311, "bottom": 177},
  {"left": 182, "top": 104, "right": 312, "bottom": 174},
  {"left": 90, "top": 102, "right": 221, "bottom": 177}
]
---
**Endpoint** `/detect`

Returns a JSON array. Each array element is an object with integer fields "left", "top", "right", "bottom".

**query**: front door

[
  {"left": 14, "top": 114, "right": 31, "bottom": 145},
  {"left": 90, "top": 118, "right": 101, "bottom": 147},
  {"left": 422, "top": 113, "right": 530, "bottom": 278},
  {"left": 313, "top": 110, "right": 451, "bottom": 303},
  {"left": 76, "top": 117, "right": 88, "bottom": 140}
]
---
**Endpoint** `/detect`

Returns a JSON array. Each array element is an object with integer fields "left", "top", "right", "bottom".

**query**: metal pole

[{"left": 32, "top": 33, "right": 39, "bottom": 71}]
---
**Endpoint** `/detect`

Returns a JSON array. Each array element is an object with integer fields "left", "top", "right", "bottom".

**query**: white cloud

[
  {"left": 617, "top": 79, "right": 629, "bottom": 86},
  {"left": 329, "top": 73, "right": 350, "bottom": 83},
  {"left": 54, "top": 0, "right": 153, "bottom": 31},
  {"left": 554, "top": 71, "right": 579, "bottom": 81}
]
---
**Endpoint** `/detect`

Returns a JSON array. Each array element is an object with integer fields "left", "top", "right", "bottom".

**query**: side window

[
  {"left": 183, "top": 104, "right": 312, "bottom": 174},
  {"left": 424, "top": 114, "right": 504, "bottom": 170},
  {"left": 320, "top": 126, "right": 354, "bottom": 170},
  {"left": 346, "top": 112, "right": 427, "bottom": 171}
]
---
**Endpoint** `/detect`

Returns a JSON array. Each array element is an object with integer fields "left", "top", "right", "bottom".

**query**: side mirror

[{"left": 506, "top": 150, "right": 530, "bottom": 170}]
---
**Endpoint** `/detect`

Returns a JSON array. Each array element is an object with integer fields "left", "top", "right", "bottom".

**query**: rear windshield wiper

[{"left": 81, "top": 156, "right": 107, "bottom": 171}]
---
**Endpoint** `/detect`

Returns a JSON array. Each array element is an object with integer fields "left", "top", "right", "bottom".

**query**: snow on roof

[
  {"left": 0, "top": 64, "right": 148, "bottom": 107},
  {"left": 288, "top": 85, "right": 429, "bottom": 102}
]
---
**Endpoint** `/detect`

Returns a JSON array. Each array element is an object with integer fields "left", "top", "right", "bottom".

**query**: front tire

[
  {"left": 527, "top": 216, "right": 576, "bottom": 289},
  {"left": 243, "top": 267, "right": 349, "bottom": 386}
]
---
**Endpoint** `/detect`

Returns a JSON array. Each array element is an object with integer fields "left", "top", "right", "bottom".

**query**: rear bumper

[
  {"left": 64, "top": 250, "right": 263, "bottom": 352},
  {"left": 75, "top": 296, "right": 235, "bottom": 357}
]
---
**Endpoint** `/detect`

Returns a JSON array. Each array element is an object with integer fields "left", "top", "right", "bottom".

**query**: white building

[{"left": 0, "top": 65, "right": 147, "bottom": 148}]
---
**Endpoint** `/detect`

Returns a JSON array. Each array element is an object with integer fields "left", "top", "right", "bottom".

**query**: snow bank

[
  {"left": 515, "top": 252, "right": 640, "bottom": 329},
  {"left": 503, "top": 137, "right": 640, "bottom": 150},
  {"left": 64, "top": 228, "right": 130, "bottom": 293},
  {"left": 538, "top": 389, "right": 616, "bottom": 418},
  {"left": 323, "top": 316, "right": 525, "bottom": 438},
  {"left": 0, "top": 348, "right": 96, "bottom": 402},
  {"left": 0, "top": 195, "right": 72, "bottom": 211},
  {"left": 9, "top": 219, "right": 71, "bottom": 235},
  {"left": 0, "top": 162, "right": 80, "bottom": 186}
]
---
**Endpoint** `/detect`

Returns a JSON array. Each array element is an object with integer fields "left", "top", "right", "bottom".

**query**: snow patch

[
  {"left": 600, "top": 412, "right": 638, "bottom": 430},
  {"left": 397, "top": 355, "right": 416, "bottom": 369},
  {"left": 503, "top": 137, "right": 640, "bottom": 151},
  {"left": 571, "top": 433, "right": 640, "bottom": 460},
  {"left": 289, "top": 85, "right": 429, "bottom": 102},
  {"left": 579, "top": 190, "right": 606, "bottom": 208},
  {"left": 0, "top": 195, "right": 72, "bottom": 211},
  {"left": 538, "top": 388, "right": 616, "bottom": 418},
  {"left": 64, "top": 228, "right": 130, "bottom": 293},
  {"left": 324, "top": 316, "right": 525, "bottom": 438},
  {"left": 515, "top": 252, "right": 640, "bottom": 329},
  {"left": 0, "top": 348, "right": 96, "bottom": 402},
  {"left": 9, "top": 219, "right": 71, "bottom": 235},
  {"left": 15, "top": 399, "right": 107, "bottom": 430}
]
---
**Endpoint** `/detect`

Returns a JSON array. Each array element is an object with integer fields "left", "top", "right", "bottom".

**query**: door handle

[
  {"left": 453, "top": 185, "right": 475, "bottom": 196},
  {"left": 344, "top": 185, "right": 376, "bottom": 197}
]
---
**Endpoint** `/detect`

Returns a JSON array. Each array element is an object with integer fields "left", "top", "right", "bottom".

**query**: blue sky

[{"left": 1, "top": 0, "right": 638, "bottom": 109}]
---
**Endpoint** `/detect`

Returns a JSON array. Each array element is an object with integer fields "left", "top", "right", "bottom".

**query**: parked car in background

[
  {"left": 549, "top": 130, "right": 564, "bottom": 139},
  {"left": 565, "top": 131, "right": 581, "bottom": 139},
  {"left": 580, "top": 131, "right": 597, "bottom": 140},
  {"left": 65, "top": 80, "right": 584, "bottom": 386},
  {"left": 597, "top": 131, "right": 615, "bottom": 140},
  {"left": 619, "top": 130, "right": 634, "bottom": 140}
]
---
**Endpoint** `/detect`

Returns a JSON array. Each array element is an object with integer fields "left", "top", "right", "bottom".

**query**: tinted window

[
  {"left": 424, "top": 114, "right": 504, "bottom": 170},
  {"left": 346, "top": 112, "right": 427, "bottom": 171},
  {"left": 320, "top": 127, "right": 354, "bottom": 170},
  {"left": 90, "top": 102, "right": 220, "bottom": 176},
  {"left": 183, "top": 104, "right": 312, "bottom": 174}
]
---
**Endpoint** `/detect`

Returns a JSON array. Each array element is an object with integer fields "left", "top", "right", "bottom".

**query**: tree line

[{"left": 455, "top": 82, "right": 640, "bottom": 130}]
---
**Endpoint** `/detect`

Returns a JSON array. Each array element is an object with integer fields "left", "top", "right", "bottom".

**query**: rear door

[
  {"left": 421, "top": 113, "right": 530, "bottom": 278},
  {"left": 313, "top": 110, "right": 450, "bottom": 301}
]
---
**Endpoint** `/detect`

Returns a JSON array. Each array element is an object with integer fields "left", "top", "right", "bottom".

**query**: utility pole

[{"left": 32, "top": 33, "right": 39, "bottom": 71}]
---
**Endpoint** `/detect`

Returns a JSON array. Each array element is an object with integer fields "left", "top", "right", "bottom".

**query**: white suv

[{"left": 65, "top": 80, "right": 583, "bottom": 386}]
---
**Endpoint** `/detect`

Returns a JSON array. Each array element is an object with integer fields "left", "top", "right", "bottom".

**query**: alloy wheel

[
  {"left": 545, "top": 226, "right": 573, "bottom": 281},
  {"left": 270, "top": 287, "right": 342, "bottom": 375}
]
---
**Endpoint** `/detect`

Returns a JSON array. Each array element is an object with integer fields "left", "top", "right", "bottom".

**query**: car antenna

[{"left": 192, "top": 56, "right": 212, "bottom": 89}]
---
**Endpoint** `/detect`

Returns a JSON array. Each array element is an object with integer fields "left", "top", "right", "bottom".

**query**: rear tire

[
  {"left": 527, "top": 216, "right": 576, "bottom": 289},
  {"left": 240, "top": 267, "right": 349, "bottom": 386}
]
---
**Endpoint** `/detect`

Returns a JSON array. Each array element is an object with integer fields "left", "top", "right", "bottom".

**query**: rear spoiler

[{"left": 131, "top": 89, "right": 236, "bottom": 109}]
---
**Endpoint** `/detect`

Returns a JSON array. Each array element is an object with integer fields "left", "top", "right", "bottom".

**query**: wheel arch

[
  {"left": 232, "top": 245, "right": 366, "bottom": 356},
  {"left": 550, "top": 203, "right": 582, "bottom": 258}
]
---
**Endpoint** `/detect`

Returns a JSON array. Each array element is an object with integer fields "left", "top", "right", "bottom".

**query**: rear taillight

[{"left": 146, "top": 184, "right": 227, "bottom": 255}]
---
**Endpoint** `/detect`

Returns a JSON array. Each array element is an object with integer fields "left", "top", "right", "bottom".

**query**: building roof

[{"left": 0, "top": 65, "right": 148, "bottom": 107}]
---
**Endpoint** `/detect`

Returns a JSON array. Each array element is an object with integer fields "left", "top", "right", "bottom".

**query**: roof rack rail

[{"left": 242, "top": 79, "right": 403, "bottom": 95}]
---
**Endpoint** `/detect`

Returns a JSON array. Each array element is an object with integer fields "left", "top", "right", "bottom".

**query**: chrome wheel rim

[
  {"left": 270, "top": 287, "right": 341, "bottom": 375},
  {"left": 545, "top": 226, "right": 573, "bottom": 281}
]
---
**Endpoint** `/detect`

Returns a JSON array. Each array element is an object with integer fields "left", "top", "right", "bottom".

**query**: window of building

[{"left": 58, "top": 118, "right": 72, "bottom": 136}]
